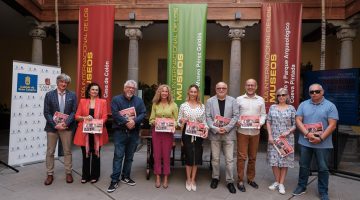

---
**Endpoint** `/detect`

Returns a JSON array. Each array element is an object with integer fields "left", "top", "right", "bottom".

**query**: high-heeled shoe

[
  {"left": 90, "top": 178, "right": 98, "bottom": 184},
  {"left": 186, "top": 181, "right": 191, "bottom": 191},
  {"left": 191, "top": 182, "right": 197, "bottom": 191},
  {"left": 163, "top": 176, "right": 168, "bottom": 189},
  {"left": 155, "top": 175, "right": 161, "bottom": 188},
  {"left": 81, "top": 179, "right": 87, "bottom": 184},
  {"left": 163, "top": 183, "right": 168, "bottom": 189}
]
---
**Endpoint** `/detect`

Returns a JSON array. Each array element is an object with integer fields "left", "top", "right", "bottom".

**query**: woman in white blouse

[{"left": 178, "top": 84, "right": 208, "bottom": 192}]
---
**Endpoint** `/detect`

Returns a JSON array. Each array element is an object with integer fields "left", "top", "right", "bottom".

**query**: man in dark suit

[
  {"left": 43, "top": 73, "right": 77, "bottom": 185},
  {"left": 206, "top": 82, "right": 239, "bottom": 194}
]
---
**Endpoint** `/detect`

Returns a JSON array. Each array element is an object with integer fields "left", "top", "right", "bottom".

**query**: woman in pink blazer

[{"left": 74, "top": 83, "right": 108, "bottom": 183}]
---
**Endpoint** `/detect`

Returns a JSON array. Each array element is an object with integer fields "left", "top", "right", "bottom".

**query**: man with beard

[{"left": 107, "top": 80, "right": 146, "bottom": 193}]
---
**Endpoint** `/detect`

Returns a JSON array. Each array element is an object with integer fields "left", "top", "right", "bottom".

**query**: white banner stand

[{"left": 8, "top": 61, "right": 60, "bottom": 166}]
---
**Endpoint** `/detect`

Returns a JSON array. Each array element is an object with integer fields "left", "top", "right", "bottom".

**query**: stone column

[
  {"left": 336, "top": 25, "right": 356, "bottom": 69},
  {"left": 217, "top": 20, "right": 258, "bottom": 97},
  {"left": 228, "top": 28, "right": 245, "bottom": 97},
  {"left": 125, "top": 28, "right": 142, "bottom": 81},
  {"left": 116, "top": 21, "right": 153, "bottom": 82},
  {"left": 29, "top": 26, "right": 46, "bottom": 64}
]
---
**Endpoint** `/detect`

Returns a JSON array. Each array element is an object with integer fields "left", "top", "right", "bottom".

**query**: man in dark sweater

[{"left": 107, "top": 80, "right": 146, "bottom": 193}]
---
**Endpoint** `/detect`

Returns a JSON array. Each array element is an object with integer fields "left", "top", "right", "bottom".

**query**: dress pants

[
  {"left": 237, "top": 133, "right": 260, "bottom": 182},
  {"left": 152, "top": 128, "right": 173, "bottom": 175},
  {"left": 46, "top": 130, "right": 73, "bottom": 175},
  {"left": 80, "top": 134, "right": 101, "bottom": 180},
  {"left": 210, "top": 140, "right": 235, "bottom": 183}
]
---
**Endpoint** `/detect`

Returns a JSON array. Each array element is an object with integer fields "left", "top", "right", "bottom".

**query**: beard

[{"left": 125, "top": 92, "right": 134, "bottom": 98}]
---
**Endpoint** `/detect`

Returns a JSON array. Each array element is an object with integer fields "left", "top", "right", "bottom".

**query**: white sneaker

[
  {"left": 278, "top": 184, "right": 286, "bottom": 195},
  {"left": 186, "top": 181, "right": 191, "bottom": 191},
  {"left": 268, "top": 182, "right": 279, "bottom": 191}
]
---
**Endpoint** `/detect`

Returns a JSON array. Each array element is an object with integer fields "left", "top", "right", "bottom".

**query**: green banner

[{"left": 167, "top": 4, "right": 207, "bottom": 106}]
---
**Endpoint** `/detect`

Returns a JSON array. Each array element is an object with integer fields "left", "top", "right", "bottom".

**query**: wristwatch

[{"left": 304, "top": 130, "right": 310, "bottom": 137}]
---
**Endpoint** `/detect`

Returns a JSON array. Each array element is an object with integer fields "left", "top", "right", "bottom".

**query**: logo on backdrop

[
  {"left": 39, "top": 77, "right": 56, "bottom": 92},
  {"left": 17, "top": 73, "right": 37, "bottom": 93}
]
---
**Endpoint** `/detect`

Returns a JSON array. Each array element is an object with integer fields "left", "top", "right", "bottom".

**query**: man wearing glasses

[
  {"left": 206, "top": 82, "right": 239, "bottom": 194},
  {"left": 107, "top": 80, "right": 146, "bottom": 193},
  {"left": 292, "top": 83, "right": 338, "bottom": 200},
  {"left": 236, "top": 78, "right": 266, "bottom": 192}
]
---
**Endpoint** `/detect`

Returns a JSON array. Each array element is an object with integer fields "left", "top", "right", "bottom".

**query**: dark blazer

[{"left": 44, "top": 89, "right": 77, "bottom": 132}]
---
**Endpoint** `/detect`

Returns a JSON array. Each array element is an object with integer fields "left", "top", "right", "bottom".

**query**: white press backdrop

[{"left": 8, "top": 61, "right": 60, "bottom": 166}]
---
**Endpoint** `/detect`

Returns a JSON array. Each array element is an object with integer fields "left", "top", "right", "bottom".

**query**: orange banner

[{"left": 76, "top": 5, "right": 114, "bottom": 112}]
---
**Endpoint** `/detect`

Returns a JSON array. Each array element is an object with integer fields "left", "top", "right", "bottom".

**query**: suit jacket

[
  {"left": 73, "top": 98, "right": 108, "bottom": 146},
  {"left": 44, "top": 89, "right": 77, "bottom": 132},
  {"left": 206, "top": 95, "right": 239, "bottom": 141}
]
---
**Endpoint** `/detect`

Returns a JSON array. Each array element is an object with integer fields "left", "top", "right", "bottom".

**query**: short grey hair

[
  {"left": 124, "top": 80, "right": 137, "bottom": 89},
  {"left": 56, "top": 73, "right": 71, "bottom": 84},
  {"left": 275, "top": 87, "right": 290, "bottom": 104},
  {"left": 309, "top": 83, "right": 323, "bottom": 91}
]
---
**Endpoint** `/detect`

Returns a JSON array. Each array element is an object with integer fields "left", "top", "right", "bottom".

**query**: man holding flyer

[
  {"left": 206, "top": 82, "right": 239, "bottom": 194},
  {"left": 236, "top": 78, "right": 266, "bottom": 192},
  {"left": 43, "top": 73, "right": 77, "bottom": 185},
  {"left": 107, "top": 80, "right": 146, "bottom": 193},
  {"left": 292, "top": 83, "right": 338, "bottom": 200}
]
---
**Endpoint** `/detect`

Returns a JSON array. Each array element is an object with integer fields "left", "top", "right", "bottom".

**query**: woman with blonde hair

[
  {"left": 149, "top": 84, "right": 178, "bottom": 189},
  {"left": 266, "top": 87, "right": 296, "bottom": 195},
  {"left": 178, "top": 84, "right": 208, "bottom": 192}
]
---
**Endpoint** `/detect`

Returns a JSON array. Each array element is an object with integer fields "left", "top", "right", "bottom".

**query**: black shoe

[
  {"left": 227, "top": 183, "right": 236, "bottom": 194},
  {"left": 248, "top": 181, "right": 259, "bottom": 189},
  {"left": 237, "top": 183, "right": 246, "bottom": 192},
  {"left": 121, "top": 177, "right": 136, "bottom": 186},
  {"left": 107, "top": 181, "right": 119, "bottom": 193},
  {"left": 210, "top": 179, "right": 219, "bottom": 189}
]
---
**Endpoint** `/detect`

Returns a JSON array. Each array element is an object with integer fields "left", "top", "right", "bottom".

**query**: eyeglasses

[
  {"left": 216, "top": 87, "right": 227, "bottom": 90},
  {"left": 277, "top": 94, "right": 287, "bottom": 97},
  {"left": 309, "top": 90, "right": 321, "bottom": 95},
  {"left": 126, "top": 86, "right": 136, "bottom": 90}
]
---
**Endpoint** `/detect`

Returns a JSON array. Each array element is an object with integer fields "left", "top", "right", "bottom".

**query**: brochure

[
  {"left": 273, "top": 137, "right": 294, "bottom": 157},
  {"left": 239, "top": 115, "right": 260, "bottom": 129},
  {"left": 53, "top": 111, "right": 69, "bottom": 124},
  {"left": 213, "top": 115, "right": 231, "bottom": 128},
  {"left": 155, "top": 118, "right": 175, "bottom": 133},
  {"left": 82, "top": 119, "right": 103, "bottom": 134},
  {"left": 304, "top": 122, "right": 324, "bottom": 138},
  {"left": 119, "top": 107, "right": 137, "bottom": 121},
  {"left": 185, "top": 121, "right": 206, "bottom": 137}
]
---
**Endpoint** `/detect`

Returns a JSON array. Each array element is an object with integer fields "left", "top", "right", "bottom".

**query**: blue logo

[{"left": 17, "top": 73, "right": 38, "bottom": 93}]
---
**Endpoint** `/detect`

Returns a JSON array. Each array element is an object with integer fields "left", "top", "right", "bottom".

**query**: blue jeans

[
  {"left": 110, "top": 130, "right": 139, "bottom": 182},
  {"left": 297, "top": 145, "right": 331, "bottom": 196}
]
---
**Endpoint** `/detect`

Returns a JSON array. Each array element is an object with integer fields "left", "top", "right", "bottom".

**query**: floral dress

[{"left": 267, "top": 104, "right": 296, "bottom": 168}]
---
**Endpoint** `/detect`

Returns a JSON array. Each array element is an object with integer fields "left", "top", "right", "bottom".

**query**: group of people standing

[{"left": 43, "top": 73, "right": 338, "bottom": 200}]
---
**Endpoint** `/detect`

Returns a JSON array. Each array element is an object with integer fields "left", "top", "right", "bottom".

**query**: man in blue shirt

[
  {"left": 107, "top": 80, "right": 146, "bottom": 193},
  {"left": 292, "top": 83, "right": 338, "bottom": 200}
]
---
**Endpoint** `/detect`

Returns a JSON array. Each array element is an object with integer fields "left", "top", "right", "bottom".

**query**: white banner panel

[{"left": 8, "top": 61, "right": 60, "bottom": 166}]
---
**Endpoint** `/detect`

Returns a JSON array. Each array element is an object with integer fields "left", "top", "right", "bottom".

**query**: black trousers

[{"left": 81, "top": 134, "right": 101, "bottom": 180}]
